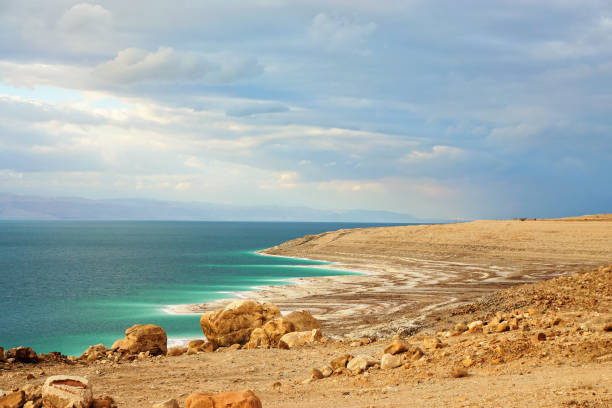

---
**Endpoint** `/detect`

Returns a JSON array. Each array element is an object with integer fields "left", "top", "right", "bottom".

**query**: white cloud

[
  {"left": 309, "top": 13, "right": 377, "bottom": 51},
  {"left": 403, "top": 145, "right": 465, "bottom": 161},
  {"left": 58, "top": 3, "right": 112, "bottom": 36},
  {"left": 95, "top": 47, "right": 212, "bottom": 84}
]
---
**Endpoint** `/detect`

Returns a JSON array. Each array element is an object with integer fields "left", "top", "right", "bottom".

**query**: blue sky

[{"left": 0, "top": 0, "right": 611, "bottom": 219}]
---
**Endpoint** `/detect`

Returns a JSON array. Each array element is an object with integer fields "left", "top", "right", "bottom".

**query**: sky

[{"left": 0, "top": 0, "right": 611, "bottom": 219}]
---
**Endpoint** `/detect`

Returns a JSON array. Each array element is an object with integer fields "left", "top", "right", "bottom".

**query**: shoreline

[{"left": 163, "top": 250, "right": 370, "bottom": 316}]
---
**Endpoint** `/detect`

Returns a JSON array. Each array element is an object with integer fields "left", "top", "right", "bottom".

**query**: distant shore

[{"left": 171, "top": 215, "right": 612, "bottom": 338}]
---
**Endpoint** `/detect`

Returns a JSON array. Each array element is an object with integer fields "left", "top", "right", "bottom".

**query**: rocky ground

[{"left": 1, "top": 263, "right": 610, "bottom": 407}]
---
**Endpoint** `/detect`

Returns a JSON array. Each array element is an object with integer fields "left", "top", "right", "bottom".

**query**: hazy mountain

[{"left": 0, "top": 193, "right": 445, "bottom": 222}]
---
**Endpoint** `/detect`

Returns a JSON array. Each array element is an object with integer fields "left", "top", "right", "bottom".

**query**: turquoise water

[{"left": 0, "top": 221, "right": 405, "bottom": 356}]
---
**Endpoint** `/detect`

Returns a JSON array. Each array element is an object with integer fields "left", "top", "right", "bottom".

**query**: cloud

[
  {"left": 58, "top": 3, "right": 113, "bottom": 38},
  {"left": 95, "top": 47, "right": 210, "bottom": 84},
  {"left": 1, "top": 1, "right": 611, "bottom": 218},
  {"left": 309, "top": 13, "right": 377, "bottom": 51},
  {"left": 226, "top": 101, "right": 289, "bottom": 117},
  {"left": 403, "top": 145, "right": 465, "bottom": 161}
]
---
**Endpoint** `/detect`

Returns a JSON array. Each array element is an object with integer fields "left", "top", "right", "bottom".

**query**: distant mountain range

[{"left": 0, "top": 193, "right": 448, "bottom": 223}]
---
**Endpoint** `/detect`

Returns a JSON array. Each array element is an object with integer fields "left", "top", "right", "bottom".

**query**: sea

[{"left": 0, "top": 221, "right": 405, "bottom": 356}]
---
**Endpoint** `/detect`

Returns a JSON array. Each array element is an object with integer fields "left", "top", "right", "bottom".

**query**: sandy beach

[{"left": 173, "top": 215, "right": 612, "bottom": 338}]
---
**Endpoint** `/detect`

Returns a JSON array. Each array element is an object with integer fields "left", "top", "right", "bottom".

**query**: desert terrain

[{"left": 1, "top": 215, "right": 611, "bottom": 407}]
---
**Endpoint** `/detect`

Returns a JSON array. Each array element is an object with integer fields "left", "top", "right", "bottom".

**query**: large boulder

[
  {"left": 111, "top": 324, "right": 167, "bottom": 356},
  {"left": 7, "top": 347, "right": 38, "bottom": 363},
  {"left": 200, "top": 300, "right": 281, "bottom": 347},
  {"left": 41, "top": 375, "right": 93, "bottom": 408},
  {"left": 245, "top": 328, "right": 271, "bottom": 350},
  {"left": 185, "top": 390, "right": 262, "bottom": 408},
  {"left": 278, "top": 329, "right": 322, "bottom": 349},
  {"left": 283, "top": 310, "right": 321, "bottom": 332},
  {"left": 262, "top": 318, "right": 295, "bottom": 346}
]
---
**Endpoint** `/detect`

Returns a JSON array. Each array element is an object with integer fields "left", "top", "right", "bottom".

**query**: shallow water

[{"left": 0, "top": 221, "right": 402, "bottom": 356}]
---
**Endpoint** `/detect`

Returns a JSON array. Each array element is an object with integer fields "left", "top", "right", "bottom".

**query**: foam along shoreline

[{"left": 164, "top": 251, "right": 369, "bottom": 315}]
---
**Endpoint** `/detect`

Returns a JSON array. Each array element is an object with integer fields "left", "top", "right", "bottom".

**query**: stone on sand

[
  {"left": 383, "top": 339, "right": 410, "bottom": 355},
  {"left": 381, "top": 353, "right": 401, "bottom": 369},
  {"left": 41, "top": 375, "right": 93, "bottom": 408},
  {"left": 278, "top": 329, "right": 322, "bottom": 349},
  {"left": 152, "top": 398, "right": 179, "bottom": 408},
  {"left": 185, "top": 390, "right": 262, "bottom": 408},
  {"left": 111, "top": 324, "right": 167, "bottom": 356},
  {"left": 167, "top": 346, "right": 187, "bottom": 356},
  {"left": 347, "top": 355, "right": 378, "bottom": 374},
  {"left": 7, "top": 347, "right": 38, "bottom": 363},
  {"left": 200, "top": 300, "right": 280, "bottom": 347},
  {"left": 330, "top": 354, "right": 352, "bottom": 370}
]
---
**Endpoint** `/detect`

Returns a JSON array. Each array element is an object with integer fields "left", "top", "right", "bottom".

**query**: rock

[
  {"left": 534, "top": 332, "right": 547, "bottom": 342},
  {"left": 200, "top": 300, "right": 281, "bottom": 347},
  {"left": 0, "top": 346, "right": 5, "bottom": 362},
  {"left": 7, "top": 347, "right": 38, "bottom": 363},
  {"left": 422, "top": 337, "right": 443, "bottom": 351},
  {"left": 167, "top": 346, "right": 187, "bottom": 356},
  {"left": 187, "top": 339, "right": 216, "bottom": 354},
  {"left": 462, "top": 358, "right": 474, "bottom": 368},
  {"left": 380, "top": 354, "right": 401, "bottom": 369},
  {"left": 245, "top": 328, "right": 271, "bottom": 350},
  {"left": 92, "top": 398, "right": 113, "bottom": 408},
  {"left": 320, "top": 365, "right": 333, "bottom": 378},
  {"left": 262, "top": 318, "right": 295, "bottom": 346},
  {"left": 24, "top": 401, "right": 42, "bottom": 408},
  {"left": 454, "top": 323, "right": 468, "bottom": 333},
  {"left": 111, "top": 324, "right": 167, "bottom": 356},
  {"left": 310, "top": 368, "right": 324, "bottom": 380},
  {"left": 495, "top": 322, "right": 509, "bottom": 333},
  {"left": 330, "top": 354, "right": 352, "bottom": 370},
  {"left": 384, "top": 339, "right": 410, "bottom": 355},
  {"left": 604, "top": 323, "right": 612, "bottom": 332},
  {"left": 278, "top": 329, "right": 322, "bottom": 349},
  {"left": 450, "top": 368, "right": 468, "bottom": 378},
  {"left": 152, "top": 398, "right": 179, "bottom": 408},
  {"left": 185, "top": 390, "right": 262, "bottom": 408},
  {"left": 0, "top": 391, "right": 25, "bottom": 408},
  {"left": 41, "top": 375, "right": 93, "bottom": 408},
  {"left": 467, "top": 321, "right": 483, "bottom": 333},
  {"left": 20, "top": 384, "right": 41, "bottom": 401},
  {"left": 359, "top": 337, "right": 373, "bottom": 346},
  {"left": 283, "top": 310, "right": 321, "bottom": 332},
  {"left": 346, "top": 355, "right": 377, "bottom": 374},
  {"left": 227, "top": 344, "right": 241, "bottom": 351},
  {"left": 79, "top": 344, "right": 108, "bottom": 361},
  {"left": 349, "top": 341, "right": 361, "bottom": 347}
]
